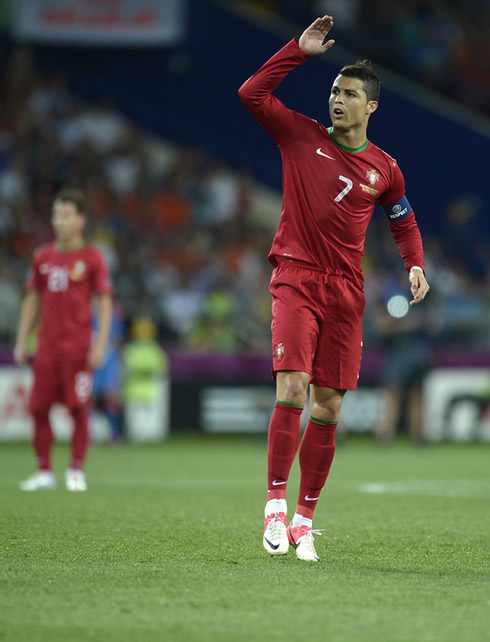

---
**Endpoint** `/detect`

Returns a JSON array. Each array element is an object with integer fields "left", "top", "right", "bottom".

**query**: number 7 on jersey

[{"left": 334, "top": 175, "right": 353, "bottom": 202}]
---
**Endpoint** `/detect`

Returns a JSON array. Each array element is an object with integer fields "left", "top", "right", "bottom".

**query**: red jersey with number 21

[
  {"left": 26, "top": 243, "right": 112, "bottom": 360},
  {"left": 239, "top": 39, "right": 425, "bottom": 287}
]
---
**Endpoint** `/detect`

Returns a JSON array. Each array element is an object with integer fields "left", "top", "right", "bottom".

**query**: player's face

[
  {"left": 51, "top": 200, "right": 85, "bottom": 243},
  {"left": 329, "top": 76, "right": 378, "bottom": 130}
]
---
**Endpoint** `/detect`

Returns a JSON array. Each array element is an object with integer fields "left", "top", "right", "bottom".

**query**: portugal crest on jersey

[
  {"left": 70, "top": 260, "right": 86, "bottom": 281},
  {"left": 366, "top": 168, "right": 380, "bottom": 186}
]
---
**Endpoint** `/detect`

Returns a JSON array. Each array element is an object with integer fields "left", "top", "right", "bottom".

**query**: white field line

[{"left": 359, "top": 480, "right": 490, "bottom": 498}]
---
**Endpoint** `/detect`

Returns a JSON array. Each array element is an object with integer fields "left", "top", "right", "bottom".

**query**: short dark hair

[
  {"left": 53, "top": 188, "right": 87, "bottom": 215},
  {"left": 338, "top": 60, "right": 380, "bottom": 103}
]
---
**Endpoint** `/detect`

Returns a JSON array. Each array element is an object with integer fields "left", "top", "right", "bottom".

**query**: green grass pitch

[{"left": 1, "top": 435, "right": 489, "bottom": 642}]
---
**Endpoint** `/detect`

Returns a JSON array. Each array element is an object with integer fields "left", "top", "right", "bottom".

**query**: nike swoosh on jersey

[
  {"left": 316, "top": 148, "right": 336, "bottom": 160},
  {"left": 305, "top": 495, "right": 320, "bottom": 501},
  {"left": 272, "top": 480, "right": 288, "bottom": 486},
  {"left": 264, "top": 537, "right": 280, "bottom": 550}
]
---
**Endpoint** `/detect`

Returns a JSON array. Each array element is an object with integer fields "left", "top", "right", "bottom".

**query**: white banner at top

[{"left": 14, "top": 0, "right": 186, "bottom": 46}]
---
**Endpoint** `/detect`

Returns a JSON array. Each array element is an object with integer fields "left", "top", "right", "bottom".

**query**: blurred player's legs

[
  {"left": 21, "top": 358, "right": 93, "bottom": 490},
  {"left": 21, "top": 359, "right": 59, "bottom": 490},
  {"left": 32, "top": 409, "right": 54, "bottom": 471},
  {"left": 69, "top": 407, "right": 90, "bottom": 473},
  {"left": 20, "top": 413, "right": 57, "bottom": 489},
  {"left": 63, "top": 363, "right": 92, "bottom": 489}
]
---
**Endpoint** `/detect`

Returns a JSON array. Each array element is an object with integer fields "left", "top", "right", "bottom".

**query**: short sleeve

[
  {"left": 25, "top": 253, "right": 43, "bottom": 291},
  {"left": 91, "top": 251, "right": 112, "bottom": 294}
]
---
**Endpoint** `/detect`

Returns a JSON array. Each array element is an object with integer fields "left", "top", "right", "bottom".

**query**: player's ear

[{"left": 367, "top": 100, "right": 378, "bottom": 115}]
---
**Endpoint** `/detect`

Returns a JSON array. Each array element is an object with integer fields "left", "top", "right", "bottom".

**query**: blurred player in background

[
  {"left": 239, "top": 16, "right": 430, "bottom": 561},
  {"left": 14, "top": 188, "right": 112, "bottom": 491},
  {"left": 92, "top": 301, "right": 124, "bottom": 443}
]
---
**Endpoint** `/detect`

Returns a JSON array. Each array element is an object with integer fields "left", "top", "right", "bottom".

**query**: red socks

[
  {"left": 70, "top": 408, "right": 90, "bottom": 471},
  {"left": 32, "top": 407, "right": 90, "bottom": 471},
  {"left": 267, "top": 402, "right": 303, "bottom": 500},
  {"left": 33, "top": 410, "right": 53, "bottom": 471},
  {"left": 267, "top": 405, "right": 338, "bottom": 518},
  {"left": 296, "top": 416, "right": 337, "bottom": 519}
]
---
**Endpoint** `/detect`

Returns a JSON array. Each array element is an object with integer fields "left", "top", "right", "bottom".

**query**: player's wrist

[{"left": 409, "top": 265, "right": 423, "bottom": 275}]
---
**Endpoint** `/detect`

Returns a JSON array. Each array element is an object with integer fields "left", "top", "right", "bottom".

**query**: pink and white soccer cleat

[
  {"left": 263, "top": 511, "right": 289, "bottom": 556},
  {"left": 287, "top": 523, "right": 323, "bottom": 562}
]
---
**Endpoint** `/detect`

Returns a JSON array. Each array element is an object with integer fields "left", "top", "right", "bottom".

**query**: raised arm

[{"left": 238, "top": 16, "right": 335, "bottom": 145}]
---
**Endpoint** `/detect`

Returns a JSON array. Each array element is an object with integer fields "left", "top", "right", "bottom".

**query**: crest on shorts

[
  {"left": 366, "top": 168, "right": 380, "bottom": 186},
  {"left": 274, "top": 342, "right": 285, "bottom": 361}
]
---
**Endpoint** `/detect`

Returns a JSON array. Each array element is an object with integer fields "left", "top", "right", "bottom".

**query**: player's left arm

[
  {"left": 89, "top": 251, "right": 113, "bottom": 370},
  {"left": 387, "top": 213, "right": 430, "bottom": 305},
  {"left": 380, "top": 164, "right": 430, "bottom": 306},
  {"left": 89, "top": 293, "right": 112, "bottom": 370}
]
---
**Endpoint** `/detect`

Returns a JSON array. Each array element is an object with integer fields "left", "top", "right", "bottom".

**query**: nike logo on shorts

[
  {"left": 272, "top": 480, "right": 287, "bottom": 486},
  {"left": 316, "top": 148, "right": 336, "bottom": 160}
]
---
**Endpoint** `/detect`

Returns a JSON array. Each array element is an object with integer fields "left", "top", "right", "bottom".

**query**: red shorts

[
  {"left": 270, "top": 263, "right": 365, "bottom": 390},
  {"left": 29, "top": 355, "right": 93, "bottom": 413}
]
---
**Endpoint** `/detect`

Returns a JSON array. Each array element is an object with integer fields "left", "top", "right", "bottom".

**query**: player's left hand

[
  {"left": 299, "top": 15, "right": 335, "bottom": 56},
  {"left": 409, "top": 268, "right": 430, "bottom": 305},
  {"left": 88, "top": 344, "right": 106, "bottom": 370}
]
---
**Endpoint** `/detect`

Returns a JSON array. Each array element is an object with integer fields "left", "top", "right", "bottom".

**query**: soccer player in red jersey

[
  {"left": 14, "top": 189, "right": 112, "bottom": 492},
  {"left": 239, "top": 16, "right": 430, "bottom": 561}
]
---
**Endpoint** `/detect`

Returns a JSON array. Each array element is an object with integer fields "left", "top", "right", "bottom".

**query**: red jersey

[
  {"left": 26, "top": 242, "right": 112, "bottom": 359},
  {"left": 239, "top": 39, "right": 425, "bottom": 287}
]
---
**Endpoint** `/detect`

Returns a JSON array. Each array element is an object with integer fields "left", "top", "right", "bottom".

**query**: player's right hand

[
  {"left": 13, "top": 343, "right": 27, "bottom": 366},
  {"left": 299, "top": 15, "right": 335, "bottom": 56}
]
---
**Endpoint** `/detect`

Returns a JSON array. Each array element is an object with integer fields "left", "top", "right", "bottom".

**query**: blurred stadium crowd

[
  {"left": 0, "top": 41, "right": 489, "bottom": 361},
  {"left": 242, "top": 0, "right": 490, "bottom": 117}
]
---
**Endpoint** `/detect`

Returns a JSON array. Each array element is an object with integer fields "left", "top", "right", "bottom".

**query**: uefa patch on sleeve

[{"left": 383, "top": 195, "right": 412, "bottom": 221}]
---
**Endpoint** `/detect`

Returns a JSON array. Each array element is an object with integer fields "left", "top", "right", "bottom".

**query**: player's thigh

[
  {"left": 270, "top": 270, "right": 320, "bottom": 376},
  {"left": 61, "top": 360, "right": 93, "bottom": 409},
  {"left": 29, "top": 357, "right": 61, "bottom": 413},
  {"left": 312, "top": 279, "right": 364, "bottom": 390}
]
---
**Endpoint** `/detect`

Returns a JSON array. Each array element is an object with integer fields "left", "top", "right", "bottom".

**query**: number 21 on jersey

[{"left": 47, "top": 267, "right": 69, "bottom": 292}]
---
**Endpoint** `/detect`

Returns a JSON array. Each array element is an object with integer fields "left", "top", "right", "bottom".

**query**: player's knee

[
  {"left": 311, "top": 398, "right": 342, "bottom": 422},
  {"left": 32, "top": 408, "right": 50, "bottom": 421},
  {"left": 281, "top": 381, "right": 308, "bottom": 406}
]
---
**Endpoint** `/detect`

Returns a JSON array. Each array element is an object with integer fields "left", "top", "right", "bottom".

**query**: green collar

[
  {"left": 55, "top": 240, "right": 86, "bottom": 252},
  {"left": 328, "top": 127, "right": 368, "bottom": 153}
]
